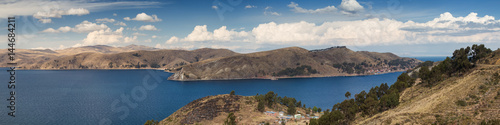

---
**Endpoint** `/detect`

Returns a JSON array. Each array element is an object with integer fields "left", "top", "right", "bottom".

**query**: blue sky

[{"left": 1, "top": 0, "right": 500, "bottom": 56}]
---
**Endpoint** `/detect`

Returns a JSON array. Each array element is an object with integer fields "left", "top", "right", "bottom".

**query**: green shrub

[{"left": 456, "top": 100, "right": 467, "bottom": 106}]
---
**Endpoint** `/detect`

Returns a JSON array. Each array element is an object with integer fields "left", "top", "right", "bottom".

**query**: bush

[
  {"left": 144, "top": 119, "right": 158, "bottom": 125},
  {"left": 257, "top": 101, "right": 265, "bottom": 112},
  {"left": 275, "top": 65, "right": 318, "bottom": 76},
  {"left": 456, "top": 100, "right": 467, "bottom": 106},
  {"left": 224, "top": 113, "right": 236, "bottom": 125},
  {"left": 230, "top": 90, "right": 235, "bottom": 95},
  {"left": 287, "top": 104, "right": 296, "bottom": 115}
]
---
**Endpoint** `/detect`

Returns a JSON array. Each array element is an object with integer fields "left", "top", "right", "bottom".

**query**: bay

[{"left": 0, "top": 68, "right": 402, "bottom": 125}]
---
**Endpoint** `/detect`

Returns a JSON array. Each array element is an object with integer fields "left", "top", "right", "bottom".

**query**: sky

[{"left": 1, "top": 0, "right": 500, "bottom": 57}]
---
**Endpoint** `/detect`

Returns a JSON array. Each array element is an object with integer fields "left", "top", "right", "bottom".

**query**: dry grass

[{"left": 355, "top": 64, "right": 500, "bottom": 125}]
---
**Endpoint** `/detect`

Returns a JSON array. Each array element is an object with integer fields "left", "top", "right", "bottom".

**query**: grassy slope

[{"left": 355, "top": 64, "right": 500, "bottom": 124}]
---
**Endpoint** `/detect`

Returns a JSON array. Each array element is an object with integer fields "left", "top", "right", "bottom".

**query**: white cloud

[
  {"left": 33, "top": 8, "right": 89, "bottom": 23},
  {"left": 338, "top": 0, "right": 364, "bottom": 15},
  {"left": 124, "top": 12, "right": 162, "bottom": 22},
  {"left": 139, "top": 25, "right": 158, "bottom": 31},
  {"left": 124, "top": 36, "right": 138, "bottom": 43},
  {"left": 114, "top": 21, "right": 127, "bottom": 26},
  {"left": 264, "top": 6, "right": 280, "bottom": 16},
  {"left": 58, "top": 26, "right": 71, "bottom": 33},
  {"left": 245, "top": 5, "right": 256, "bottom": 9},
  {"left": 144, "top": 39, "right": 152, "bottom": 43},
  {"left": 0, "top": 0, "right": 158, "bottom": 19},
  {"left": 81, "top": 27, "right": 124, "bottom": 45},
  {"left": 113, "top": 13, "right": 117, "bottom": 16},
  {"left": 41, "top": 26, "right": 71, "bottom": 33},
  {"left": 152, "top": 35, "right": 157, "bottom": 38},
  {"left": 170, "top": 12, "right": 500, "bottom": 48},
  {"left": 39, "top": 18, "right": 52, "bottom": 23},
  {"left": 287, "top": 2, "right": 337, "bottom": 14},
  {"left": 132, "top": 32, "right": 146, "bottom": 36},
  {"left": 166, "top": 36, "right": 179, "bottom": 44},
  {"left": 212, "top": 5, "right": 218, "bottom": 9},
  {"left": 72, "top": 20, "right": 109, "bottom": 33},
  {"left": 96, "top": 18, "right": 115, "bottom": 23},
  {"left": 181, "top": 25, "right": 250, "bottom": 42},
  {"left": 41, "top": 28, "right": 59, "bottom": 33}
]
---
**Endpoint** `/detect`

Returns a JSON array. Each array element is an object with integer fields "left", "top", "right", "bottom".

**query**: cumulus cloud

[
  {"left": 152, "top": 35, "right": 157, "bottom": 39},
  {"left": 33, "top": 8, "right": 89, "bottom": 23},
  {"left": 124, "top": 12, "right": 162, "bottom": 22},
  {"left": 132, "top": 32, "right": 146, "bottom": 36},
  {"left": 166, "top": 36, "right": 179, "bottom": 44},
  {"left": 41, "top": 26, "right": 72, "bottom": 33},
  {"left": 338, "top": 0, "right": 364, "bottom": 15},
  {"left": 41, "top": 21, "right": 107, "bottom": 33},
  {"left": 82, "top": 27, "right": 124, "bottom": 45},
  {"left": 41, "top": 28, "right": 59, "bottom": 33},
  {"left": 168, "top": 12, "right": 500, "bottom": 48},
  {"left": 124, "top": 36, "right": 138, "bottom": 43},
  {"left": 212, "top": 5, "right": 218, "bottom": 9},
  {"left": 0, "top": 0, "right": 159, "bottom": 20},
  {"left": 58, "top": 26, "right": 72, "bottom": 33},
  {"left": 181, "top": 25, "right": 250, "bottom": 42},
  {"left": 139, "top": 25, "right": 158, "bottom": 31},
  {"left": 95, "top": 18, "right": 115, "bottom": 23},
  {"left": 287, "top": 2, "right": 337, "bottom": 14},
  {"left": 114, "top": 21, "right": 127, "bottom": 26},
  {"left": 245, "top": 5, "right": 256, "bottom": 9},
  {"left": 72, "top": 20, "right": 109, "bottom": 33}
]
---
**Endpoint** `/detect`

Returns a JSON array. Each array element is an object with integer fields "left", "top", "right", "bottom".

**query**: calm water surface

[{"left": 0, "top": 68, "right": 403, "bottom": 125}]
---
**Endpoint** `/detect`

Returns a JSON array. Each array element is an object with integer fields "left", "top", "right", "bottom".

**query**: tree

[
  {"left": 230, "top": 90, "right": 235, "bottom": 96},
  {"left": 144, "top": 119, "right": 158, "bottom": 125},
  {"left": 318, "top": 108, "right": 322, "bottom": 113},
  {"left": 264, "top": 91, "right": 276, "bottom": 107},
  {"left": 257, "top": 101, "right": 265, "bottom": 112},
  {"left": 452, "top": 47, "right": 472, "bottom": 74},
  {"left": 345, "top": 91, "right": 351, "bottom": 98},
  {"left": 287, "top": 103, "right": 296, "bottom": 115},
  {"left": 470, "top": 44, "right": 492, "bottom": 63},
  {"left": 224, "top": 112, "right": 237, "bottom": 125},
  {"left": 313, "top": 106, "right": 318, "bottom": 113}
]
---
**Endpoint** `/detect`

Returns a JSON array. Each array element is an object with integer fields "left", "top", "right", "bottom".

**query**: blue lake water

[
  {"left": 409, "top": 56, "right": 447, "bottom": 62},
  {"left": 0, "top": 69, "right": 404, "bottom": 125}
]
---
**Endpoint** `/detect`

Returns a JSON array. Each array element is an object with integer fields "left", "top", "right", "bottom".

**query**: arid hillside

[
  {"left": 168, "top": 46, "right": 420, "bottom": 81},
  {"left": 0, "top": 45, "right": 238, "bottom": 69},
  {"left": 159, "top": 93, "right": 316, "bottom": 125},
  {"left": 353, "top": 46, "right": 500, "bottom": 124}
]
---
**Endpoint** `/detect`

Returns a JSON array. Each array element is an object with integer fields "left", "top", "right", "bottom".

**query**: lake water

[
  {"left": 0, "top": 69, "right": 404, "bottom": 125},
  {"left": 410, "top": 56, "right": 447, "bottom": 62}
]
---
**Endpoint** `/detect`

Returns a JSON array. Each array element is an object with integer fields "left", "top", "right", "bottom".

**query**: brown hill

[
  {"left": 0, "top": 45, "right": 238, "bottom": 69},
  {"left": 159, "top": 94, "right": 312, "bottom": 125},
  {"left": 354, "top": 49, "right": 500, "bottom": 124},
  {"left": 168, "top": 46, "right": 420, "bottom": 81}
]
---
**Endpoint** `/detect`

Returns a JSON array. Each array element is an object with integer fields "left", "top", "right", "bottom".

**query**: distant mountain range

[
  {"left": 169, "top": 46, "right": 421, "bottom": 81},
  {"left": 0, "top": 45, "right": 420, "bottom": 80},
  {"left": 0, "top": 44, "right": 237, "bottom": 69}
]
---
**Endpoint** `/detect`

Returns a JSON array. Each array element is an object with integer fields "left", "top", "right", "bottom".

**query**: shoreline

[
  {"left": 0, "top": 67, "right": 408, "bottom": 82},
  {"left": 169, "top": 69, "right": 407, "bottom": 82},
  {"left": 0, "top": 67, "right": 168, "bottom": 71}
]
